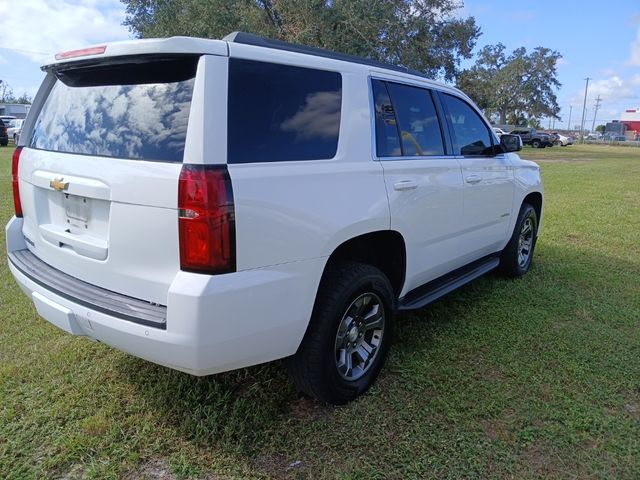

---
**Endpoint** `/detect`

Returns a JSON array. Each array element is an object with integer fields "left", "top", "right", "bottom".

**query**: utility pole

[
  {"left": 567, "top": 106, "right": 573, "bottom": 131},
  {"left": 592, "top": 95, "right": 602, "bottom": 132},
  {"left": 580, "top": 77, "right": 591, "bottom": 142}
]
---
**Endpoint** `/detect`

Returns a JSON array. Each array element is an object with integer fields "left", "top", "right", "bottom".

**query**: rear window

[
  {"left": 30, "top": 56, "right": 199, "bottom": 162},
  {"left": 228, "top": 59, "right": 342, "bottom": 164}
]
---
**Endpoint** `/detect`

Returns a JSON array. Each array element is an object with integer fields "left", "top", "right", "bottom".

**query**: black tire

[
  {"left": 531, "top": 139, "right": 541, "bottom": 148},
  {"left": 498, "top": 203, "right": 538, "bottom": 278},
  {"left": 286, "top": 261, "right": 394, "bottom": 405}
]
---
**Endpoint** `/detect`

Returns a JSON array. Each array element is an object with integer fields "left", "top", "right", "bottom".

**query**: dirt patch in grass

[
  {"left": 288, "top": 396, "right": 333, "bottom": 422},
  {"left": 480, "top": 417, "right": 514, "bottom": 442},
  {"left": 122, "top": 459, "right": 176, "bottom": 480},
  {"left": 520, "top": 441, "right": 565, "bottom": 477}
]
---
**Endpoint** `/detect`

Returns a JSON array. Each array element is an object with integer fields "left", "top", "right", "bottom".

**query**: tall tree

[
  {"left": 0, "top": 80, "right": 13, "bottom": 103},
  {"left": 0, "top": 80, "right": 32, "bottom": 104},
  {"left": 457, "top": 43, "right": 561, "bottom": 125},
  {"left": 121, "top": 0, "right": 480, "bottom": 80}
]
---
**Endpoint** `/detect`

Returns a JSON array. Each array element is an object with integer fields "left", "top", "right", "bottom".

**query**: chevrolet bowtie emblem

[{"left": 50, "top": 178, "right": 69, "bottom": 192}]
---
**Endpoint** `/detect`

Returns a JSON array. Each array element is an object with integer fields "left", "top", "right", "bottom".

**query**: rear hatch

[{"left": 18, "top": 56, "right": 200, "bottom": 305}]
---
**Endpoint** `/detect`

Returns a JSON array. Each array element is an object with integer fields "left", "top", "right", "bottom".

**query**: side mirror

[{"left": 499, "top": 134, "right": 522, "bottom": 153}]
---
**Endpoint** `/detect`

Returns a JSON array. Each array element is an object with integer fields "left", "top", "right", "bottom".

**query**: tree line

[
  {"left": 121, "top": 0, "right": 561, "bottom": 126},
  {"left": 0, "top": 80, "right": 32, "bottom": 105}
]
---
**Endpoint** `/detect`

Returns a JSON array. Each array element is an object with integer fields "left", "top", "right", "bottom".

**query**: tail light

[
  {"left": 178, "top": 164, "right": 236, "bottom": 274},
  {"left": 12, "top": 147, "right": 23, "bottom": 218}
]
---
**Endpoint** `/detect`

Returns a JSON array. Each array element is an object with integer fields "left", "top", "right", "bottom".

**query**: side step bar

[{"left": 396, "top": 255, "right": 500, "bottom": 311}]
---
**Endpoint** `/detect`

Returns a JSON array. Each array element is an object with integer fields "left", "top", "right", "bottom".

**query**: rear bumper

[{"left": 6, "top": 216, "right": 323, "bottom": 375}]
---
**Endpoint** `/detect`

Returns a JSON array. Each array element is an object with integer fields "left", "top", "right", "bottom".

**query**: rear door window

[
  {"left": 30, "top": 56, "right": 199, "bottom": 162},
  {"left": 385, "top": 82, "right": 445, "bottom": 157},
  {"left": 228, "top": 59, "right": 342, "bottom": 164},
  {"left": 372, "top": 80, "right": 445, "bottom": 158}
]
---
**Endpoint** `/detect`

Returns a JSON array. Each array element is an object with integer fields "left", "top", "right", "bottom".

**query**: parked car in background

[
  {"left": 0, "top": 119, "right": 8, "bottom": 146},
  {"left": 510, "top": 128, "right": 554, "bottom": 148},
  {"left": 547, "top": 132, "right": 559, "bottom": 145},
  {"left": 586, "top": 133, "right": 601, "bottom": 140},
  {"left": 7, "top": 33, "right": 543, "bottom": 404},
  {"left": 492, "top": 127, "right": 508, "bottom": 138},
  {"left": 552, "top": 132, "right": 573, "bottom": 146},
  {"left": 0, "top": 115, "right": 17, "bottom": 127},
  {"left": 7, "top": 119, "right": 24, "bottom": 142}
]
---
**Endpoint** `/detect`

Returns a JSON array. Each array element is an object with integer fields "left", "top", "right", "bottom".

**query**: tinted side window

[
  {"left": 385, "top": 83, "right": 444, "bottom": 156},
  {"left": 228, "top": 59, "right": 342, "bottom": 164},
  {"left": 372, "top": 80, "right": 401, "bottom": 157},
  {"left": 443, "top": 94, "right": 493, "bottom": 156}
]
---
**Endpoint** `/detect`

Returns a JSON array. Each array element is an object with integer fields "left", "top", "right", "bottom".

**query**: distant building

[
  {"left": 620, "top": 108, "right": 640, "bottom": 135},
  {"left": 605, "top": 121, "right": 626, "bottom": 136},
  {"left": 0, "top": 103, "right": 30, "bottom": 119}
]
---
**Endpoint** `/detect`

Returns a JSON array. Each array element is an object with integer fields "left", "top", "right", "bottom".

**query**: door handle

[
  {"left": 393, "top": 180, "right": 418, "bottom": 191},
  {"left": 465, "top": 174, "right": 482, "bottom": 184}
]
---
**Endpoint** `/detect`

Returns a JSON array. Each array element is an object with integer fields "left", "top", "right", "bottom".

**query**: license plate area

[{"left": 63, "top": 193, "right": 91, "bottom": 231}]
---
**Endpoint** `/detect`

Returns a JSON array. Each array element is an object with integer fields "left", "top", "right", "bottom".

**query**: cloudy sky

[
  {"left": 1, "top": 0, "right": 639, "bottom": 130},
  {"left": 462, "top": 1, "right": 640, "bottom": 128}
]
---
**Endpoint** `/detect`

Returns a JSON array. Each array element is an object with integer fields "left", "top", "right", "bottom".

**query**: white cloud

[
  {"left": 0, "top": 0, "right": 129, "bottom": 63},
  {"left": 631, "top": 74, "right": 640, "bottom": 86},
  {"left": 571, "top": 76, "right": 638, "bottom": 105}
]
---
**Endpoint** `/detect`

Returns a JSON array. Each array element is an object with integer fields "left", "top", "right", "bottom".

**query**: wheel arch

[
  {"left": 324, "top": 230, "right": 407, "bottom": 298},
  {"left": 523, "top": 191, "right": 543, "bottom": 225}
]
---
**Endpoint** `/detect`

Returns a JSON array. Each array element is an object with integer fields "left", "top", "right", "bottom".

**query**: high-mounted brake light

[
  {"left": 178, "top": 164, "right": 236, "bottom": 274},
  {"left": 55, "top": 45, "right": 107, "bottom": 60},
  {"left": 12, "top": 147, "right": 23, "bottom": 218}
]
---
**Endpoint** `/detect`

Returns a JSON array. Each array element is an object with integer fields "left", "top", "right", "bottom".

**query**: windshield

[{"left": 30, "top": 56, "right": 198, "bottom": 162}]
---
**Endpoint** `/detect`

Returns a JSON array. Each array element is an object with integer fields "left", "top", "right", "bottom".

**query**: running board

[{"left": 396, "top": 255, "right": 500, "bottom": 311}]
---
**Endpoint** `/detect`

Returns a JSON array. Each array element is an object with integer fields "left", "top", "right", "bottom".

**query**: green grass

[{"left": 1, "top": 143, "right": 639, "bottom": 479}]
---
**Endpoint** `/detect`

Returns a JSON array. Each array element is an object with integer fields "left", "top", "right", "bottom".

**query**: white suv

[{"left": 7, "top": 33, "right": 543, "bottom": 404}]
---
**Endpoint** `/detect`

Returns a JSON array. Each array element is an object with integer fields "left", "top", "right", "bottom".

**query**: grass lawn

[{"left": 1, "top": 143, "right": 639, "bottom": 479}]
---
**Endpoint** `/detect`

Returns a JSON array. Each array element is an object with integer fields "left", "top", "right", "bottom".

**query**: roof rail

[{"left": 222, "top": 31, "right": 430, "bottom": 79}]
